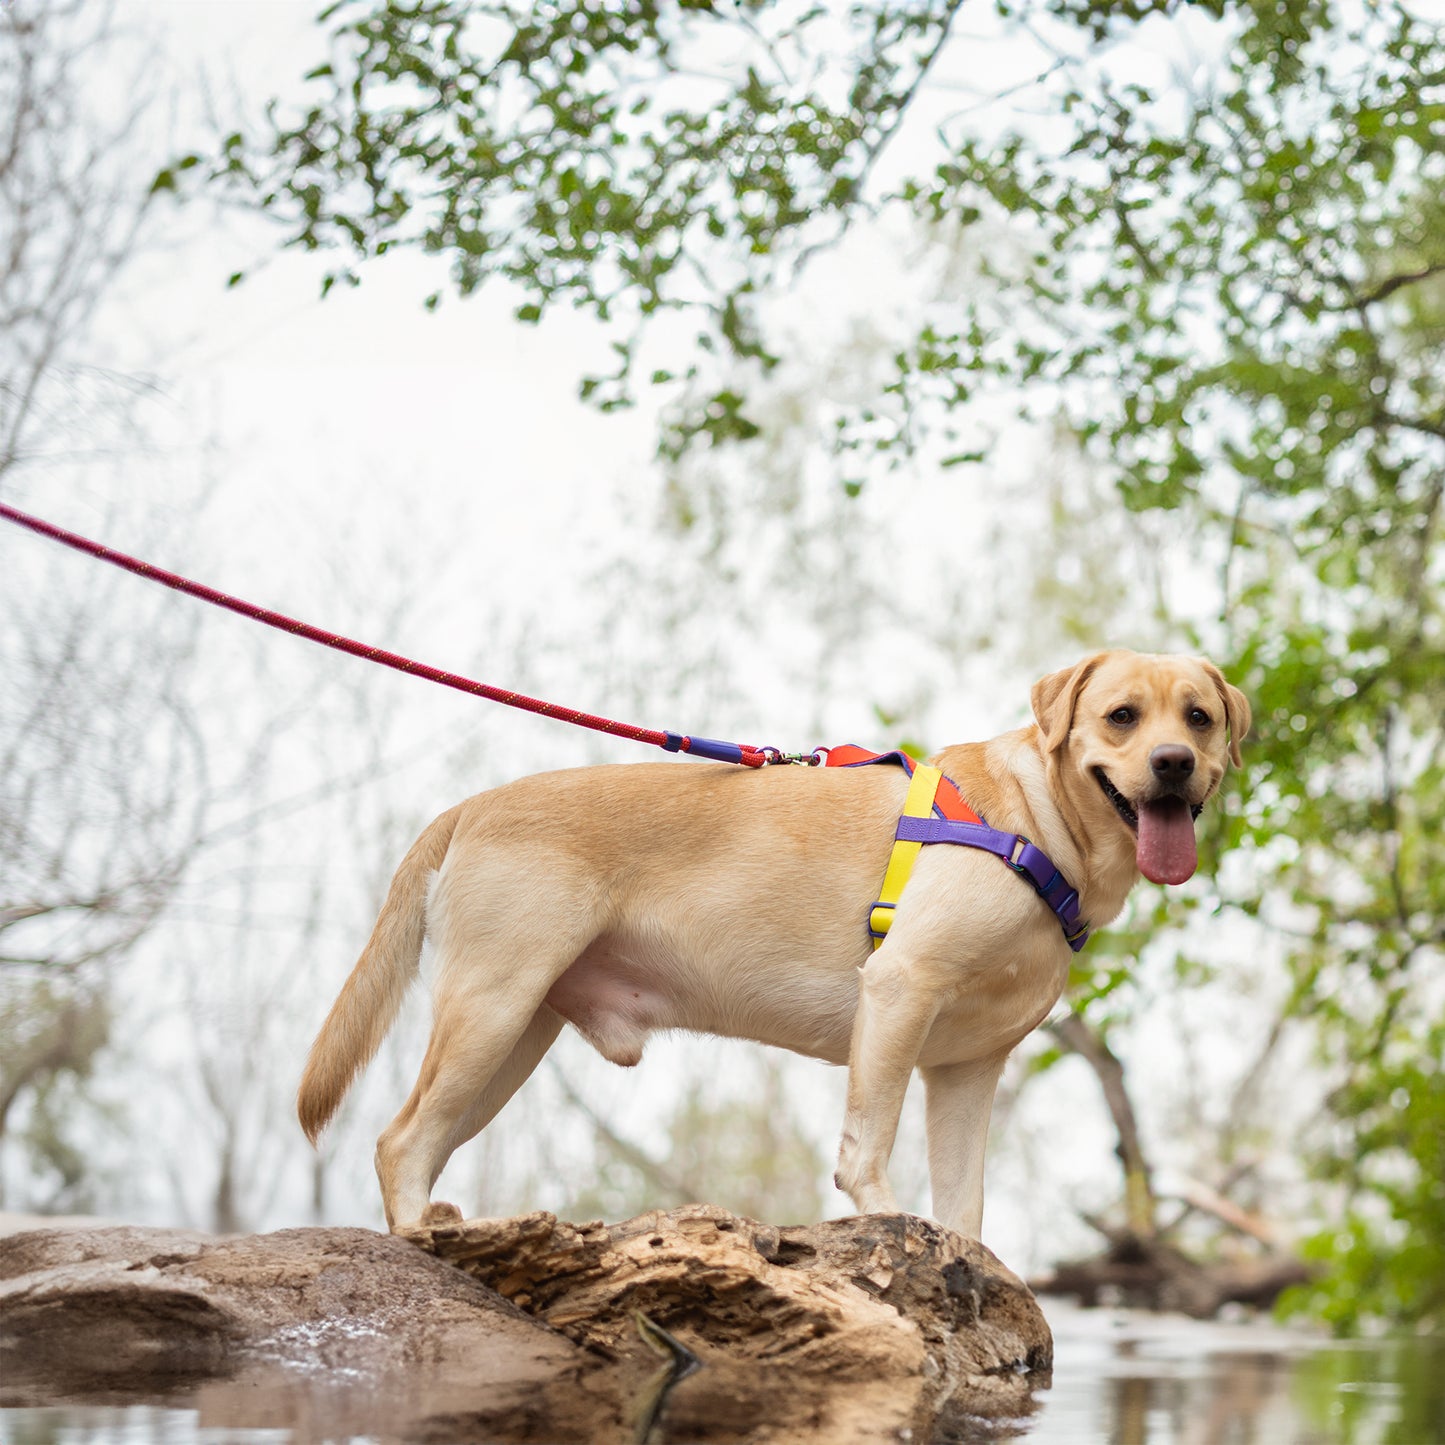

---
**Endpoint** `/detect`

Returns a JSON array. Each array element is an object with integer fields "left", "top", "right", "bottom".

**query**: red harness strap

[{"left": 824, "top": 745, "right": 983, "bottom": 823}]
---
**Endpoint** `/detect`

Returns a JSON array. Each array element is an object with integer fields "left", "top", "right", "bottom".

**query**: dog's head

[{"left": 1031, "top": 650, "right": 1251, "bottom": 886}]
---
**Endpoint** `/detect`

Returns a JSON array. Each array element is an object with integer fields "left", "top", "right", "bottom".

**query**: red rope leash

[{"left": 0, "top": 502, "right": 773, "bottom": 767}]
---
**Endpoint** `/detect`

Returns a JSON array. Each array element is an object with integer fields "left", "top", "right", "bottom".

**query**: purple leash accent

[
  {"left": 661, "top": 731, "right": 747, "bottom": 764},
  {"left": 894, "top": 816, "right": 1090, "bottom": 952}
]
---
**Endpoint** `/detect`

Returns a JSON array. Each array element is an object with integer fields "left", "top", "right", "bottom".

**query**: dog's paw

[{"left": 420, "top": 1200, "right": 464, "bottom": 1226}]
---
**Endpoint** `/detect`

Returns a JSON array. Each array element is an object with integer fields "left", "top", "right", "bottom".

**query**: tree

[
  {"left": 0, "top": 0, "right": 214, "bottom": 1209},
  {"left": 197, "top": 0, "right": 1444, "bottom": 1327},
  {"left": 917, "top": 1, "right": 1445, "bottom": 1331},
  {"left": 0, "top": 0, "right": 158, "bottom": 477},
  {"left": 183, "top": 0, "right": 974, "bottom": 447}
]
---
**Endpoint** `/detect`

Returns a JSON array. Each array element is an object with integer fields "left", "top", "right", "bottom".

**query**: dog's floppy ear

[
  {"left": 1031, "top": 653, "right": 1108, "bottom": 753},
  {"left": 1202, "top": 662, "right": 1252, "bottom": 768}
]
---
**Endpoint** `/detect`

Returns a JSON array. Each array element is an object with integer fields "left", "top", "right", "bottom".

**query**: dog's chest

[{"left": 918, "top": 948, "right": 1070, "bottom": 1066}]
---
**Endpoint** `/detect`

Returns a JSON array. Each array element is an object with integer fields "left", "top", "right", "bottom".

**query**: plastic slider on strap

[
  {"left": 1006, "top": 837, "right": 1087, "bottom": 944},
  {"left": 868, "top": 901, "right": 896, "bottom": 940},
  {"left": 1006, "top": 836, "right": 1052, "bottom": 887}
]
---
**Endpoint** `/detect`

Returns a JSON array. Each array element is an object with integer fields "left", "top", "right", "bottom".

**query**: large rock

[
  {"left": 2, "top": 1206, "right": 1051, "bottom": 1442},
  {"left": 0, "top": 1223, "right": 602, "bottom": 1441}
]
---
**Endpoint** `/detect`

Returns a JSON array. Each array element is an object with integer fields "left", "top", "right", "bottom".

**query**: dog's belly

[{"left": 543, "top": 933, "right": 860, "bottom": 1068}]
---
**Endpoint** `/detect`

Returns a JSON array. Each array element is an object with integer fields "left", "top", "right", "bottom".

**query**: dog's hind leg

[
  {"left": 376, "top": 996, "right": 564, "bottom": 1231},
  {"left": 446, "top": 1003, "right": 566, "bottom": 1153},
  {"left": 373, "top": 847, "right": 602, "bottom": 1231}
]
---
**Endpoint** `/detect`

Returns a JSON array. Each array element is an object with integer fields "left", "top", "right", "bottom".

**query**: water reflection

[
  {"left": 0, "top": 1407, "right": 284, "bottom": 1443},
  {"left": 2, "top": 1306, "right": 1440, "bottom": 1444},
  {"left": 1025, "top": 1301, "right": 1444, "bottom": 1445}
]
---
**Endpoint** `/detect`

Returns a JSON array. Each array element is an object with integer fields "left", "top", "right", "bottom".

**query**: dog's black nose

[{"left": 1150, "top": 744, "right": 1195, "bottom": 780}]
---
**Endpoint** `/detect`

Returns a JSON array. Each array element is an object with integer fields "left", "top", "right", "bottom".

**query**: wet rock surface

[
  {"left": 2, "top": 1206, "right": 1051, "bottom": 1442},
  {"left": 1, "top": 1222, "right": 606, "bottom": 1441}
]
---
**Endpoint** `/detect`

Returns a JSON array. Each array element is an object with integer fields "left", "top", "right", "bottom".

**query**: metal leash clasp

[{"left": 760, "top": 746, "right": 826, "bottom": 766}]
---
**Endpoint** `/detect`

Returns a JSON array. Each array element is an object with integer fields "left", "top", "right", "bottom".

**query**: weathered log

[
  {"left": 402, "top": 1203, "right": 1052, "bottom": 1438},
  {"left": 3, "top": 1206, "right": 1052, "bottom": 1442}
]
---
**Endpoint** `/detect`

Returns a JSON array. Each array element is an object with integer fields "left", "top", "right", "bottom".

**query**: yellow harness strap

[{"left": 868, "top": 763, "right": 943, "bottom": 949}]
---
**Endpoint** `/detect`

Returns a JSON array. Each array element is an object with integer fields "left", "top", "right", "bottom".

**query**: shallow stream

[
  {"left": 1024, "top": 1301, "right": 1442, "bottom": 1445},
  {"left": 2, "top": 1300, "right": 1440, "bottom": 1443}
]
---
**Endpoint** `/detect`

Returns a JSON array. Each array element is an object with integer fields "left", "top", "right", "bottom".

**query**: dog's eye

[
  {"left": 1108, "top": 707, "right": 1136, "bottom": 726},
  {"left": 1188, "top": 707, "right": 1212, "bottom": 728}
]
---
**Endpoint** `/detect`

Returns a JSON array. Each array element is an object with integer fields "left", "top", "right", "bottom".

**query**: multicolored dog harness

[{"left": 826, "top": 746, "right": 1091, "bottom": 954}]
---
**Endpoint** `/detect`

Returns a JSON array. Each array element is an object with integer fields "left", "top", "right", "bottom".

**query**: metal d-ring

[{"left": 761, "top": 746, "right": 826, "bottom": 766}]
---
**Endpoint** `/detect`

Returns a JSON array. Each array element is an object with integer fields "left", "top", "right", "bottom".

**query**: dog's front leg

[
  {"left": 834, "top": 951, "right": 939, "bottom": 1215},
  {"left": 920, "top": 1052, "right": 1010, "bottom": 1240}
]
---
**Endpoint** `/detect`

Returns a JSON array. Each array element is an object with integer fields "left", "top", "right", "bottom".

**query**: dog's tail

[{"left": 297, "top": 804, "right": 462, "bottom": 1145}]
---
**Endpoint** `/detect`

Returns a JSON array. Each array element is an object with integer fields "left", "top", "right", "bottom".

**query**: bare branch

[
  {"left": 547, "top": 1059, "right": 699, "bottom": 1205},
  {"left": 1047, "top": 1011, "right": 1157, "bottom": 1238},
  {"left": 1357, "top": 260, "right": 1445, "bottom": 308}
]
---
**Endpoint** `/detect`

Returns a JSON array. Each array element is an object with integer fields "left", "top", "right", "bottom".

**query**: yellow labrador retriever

[{"left": 298, "top": 650, "right": 1248, "bottom": 1236}]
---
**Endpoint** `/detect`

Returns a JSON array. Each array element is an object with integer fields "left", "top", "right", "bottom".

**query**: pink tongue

[{"left": 1137, "top": 797, "right": 1198, "bottom": 885}]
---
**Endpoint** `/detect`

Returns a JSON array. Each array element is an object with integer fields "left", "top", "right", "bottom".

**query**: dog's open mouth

[{"left": 1094, "top": 768, "right": 1204, "bottom": 887}]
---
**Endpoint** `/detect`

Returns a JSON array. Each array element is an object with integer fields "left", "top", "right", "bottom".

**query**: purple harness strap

[
  {"left": 834, "top": 747, "right": 1090, "bottom": 952},
  {"left": 893, "top": 816, "right": 1091, "bottom": 952}
]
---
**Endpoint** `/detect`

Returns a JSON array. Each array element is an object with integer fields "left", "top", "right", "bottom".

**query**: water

[
  {"left": 2, "top": 1303, "right": 1441, "bottom": 1443},
  {"left": 1024, "top": 1303, "right": 1444, "bottom": 1445}
]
